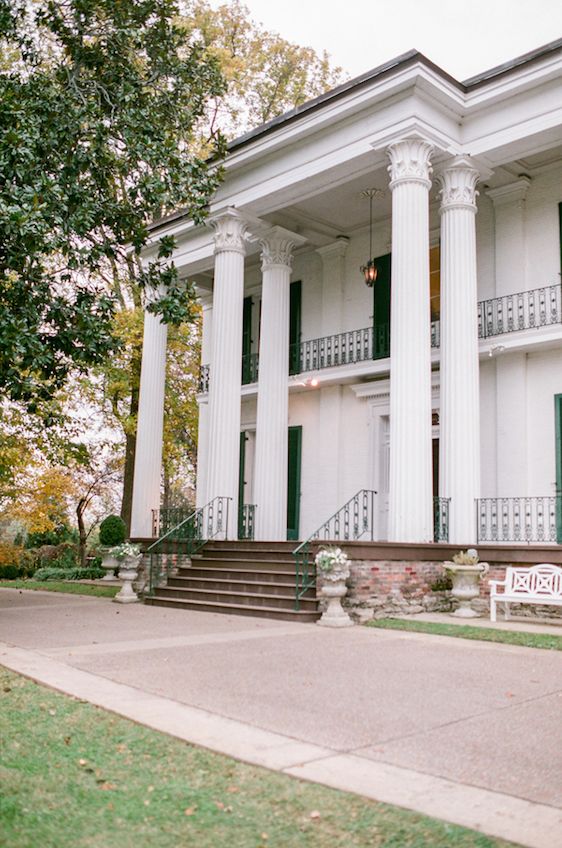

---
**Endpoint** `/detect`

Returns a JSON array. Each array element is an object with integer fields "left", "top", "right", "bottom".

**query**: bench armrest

[{"left": 489, "top": 580, "right": 505, "bottom": 590}]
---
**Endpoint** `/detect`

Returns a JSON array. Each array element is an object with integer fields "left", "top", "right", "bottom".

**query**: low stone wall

[{"left": 332, "top": 558, "right": 562, "bottom": 623}]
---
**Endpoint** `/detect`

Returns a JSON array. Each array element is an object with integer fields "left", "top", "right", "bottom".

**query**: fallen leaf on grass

[
  {"left": 98, "top": 782, "right": 117, "bottom": 791},
  {"left": 184, "top": 808, "right": 197, "bottom": 816},
  {"left": 309, "top": 810, "right": 321, "bottom": 820}
]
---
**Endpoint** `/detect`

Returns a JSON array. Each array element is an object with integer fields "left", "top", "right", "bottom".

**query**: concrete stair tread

[
  {"left": 196, "top": 556, "right": 296, "bottom": 565},
  {"left": 170, "top": 575, "right": 312, "bottom": 589},
  {"left": 178, "top": 567, "right": 302, "bottom": 577},
  {"left": 158, "top": 586, "right": 315, "bottom": 602},
  {"left": 145, "top": 596, "right": 319, "bottom": 620}
]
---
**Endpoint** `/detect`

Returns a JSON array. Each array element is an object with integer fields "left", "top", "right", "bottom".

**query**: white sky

[{"left": 211, "top": 0, "right": 562, "bottom": 82}]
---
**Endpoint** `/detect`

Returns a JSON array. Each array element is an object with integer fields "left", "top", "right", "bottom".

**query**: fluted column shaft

[
  {"left": 253, "top": 229, "right": 304, "bottom": 540},
  {"left": 439, "top": 158, "right": 480, "bottom": 543},
  {"left": 195, "top": 302, "right": 212, "bottom": 508},
  {"left": 130, "top": 304, "right": 168, "bottom": 538},
  {"left": 206, "top": 211, "right": 249, "bottom": 539},
  {"left": 387, "top": 138, "right": 434, "bottom": 542}
]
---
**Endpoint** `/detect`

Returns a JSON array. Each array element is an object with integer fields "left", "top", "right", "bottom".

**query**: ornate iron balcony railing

[
  {"left": 433, "top": 497, "right": 450, "bottom": 543},
  {"left": 151, "top": 506, "right": 196, "bottom": 538},
  {"left": 197, "top": 284, "right": 562, "bottom": 393},
  {"left": 198, "top": 363, "right": 210, "bottom": 393},
  {"left": 478, "top": 284, "right": 562, "bottom": 338},
  {"left": 238, "top": 504, "right": 256, "bottom": 540},
  {"left": 477, "top": 496, "right": 560, "bottom": 543},
  {"left": 241, "top": 352, "right": 259, "bottom": 385}
]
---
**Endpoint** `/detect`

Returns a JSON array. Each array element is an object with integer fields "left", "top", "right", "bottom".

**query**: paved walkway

[{"left": 1, "top": 588, "right": 561, "bottom": 848}]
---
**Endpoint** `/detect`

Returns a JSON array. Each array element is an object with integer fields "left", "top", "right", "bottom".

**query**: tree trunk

[{"left": 76, "top": 498, "right": 87, "bottom": 568}]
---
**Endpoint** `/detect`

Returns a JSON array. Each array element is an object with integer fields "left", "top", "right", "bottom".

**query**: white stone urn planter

[
  {"left": 444, "top": 550, "right": 489, "bottom": 618},
  {"left": 100, "top": 549, "right": 119, "bottom": 581},
  {"left": 315, "top": 546, "right": 354, "bottom": 628},
  {"left": 111, "top": 544, "right": 143, "bottom": 604}
]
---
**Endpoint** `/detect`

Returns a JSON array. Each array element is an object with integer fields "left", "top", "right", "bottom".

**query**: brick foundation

[{"left": 330, "top": 558, "right": 562, "bottom": 623}]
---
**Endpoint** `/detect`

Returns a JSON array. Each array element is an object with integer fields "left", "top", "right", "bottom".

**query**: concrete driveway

[{"left": 1, "top": 587, "right": 561, "bottom": 847}]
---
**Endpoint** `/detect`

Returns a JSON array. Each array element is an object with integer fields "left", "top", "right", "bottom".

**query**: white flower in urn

[
  {"left": 315, "top": 546, "right": 350, "bottom": 581},
  {"left": 109, "top": 542, "right": 141, "bottom": 561}
]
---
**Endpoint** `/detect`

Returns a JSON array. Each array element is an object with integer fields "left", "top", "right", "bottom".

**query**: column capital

[
  {"left": 387, "top": 137, "right": 433, "bottom": 190},
  {"left": 259, "top": 226, "right": 307, "bottom": 272},
  {"left": 208, "top": 208, "right": 251, "bottom": 256},
  {"left": 439, "top": 156, "right": 480, "bottom": 214}
]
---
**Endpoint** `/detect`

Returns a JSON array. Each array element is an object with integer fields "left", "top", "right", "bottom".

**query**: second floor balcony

[{"left": 198, "top": 283, "right": 562, "bottom": 393}]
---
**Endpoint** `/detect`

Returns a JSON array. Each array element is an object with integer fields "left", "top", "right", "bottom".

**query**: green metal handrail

[
  {"left": 146, "top": 496, "right": 231, "bottom": 594},
  {"left": 292, "top": 489, "right": 377, "bottom": 610}
]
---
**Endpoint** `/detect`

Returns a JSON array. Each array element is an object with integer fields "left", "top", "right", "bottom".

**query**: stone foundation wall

[{"left": 333, "top": 559, "right": 562, "bottom": 623}]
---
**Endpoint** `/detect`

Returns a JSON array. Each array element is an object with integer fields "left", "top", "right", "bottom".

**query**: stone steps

[{"left": 146, "top": 540, "right": 320, "bottom": 622}]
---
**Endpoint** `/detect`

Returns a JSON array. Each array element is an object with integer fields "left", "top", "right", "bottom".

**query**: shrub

[
  {"left": 99, "top": 515, "right": 126, "bottom": 547},
  {"left": 430, "top": 574, "right": 453, "bottom": 592},
  {"left": 32, "top": 543, "right": 77, "bottom": 569},
  {"left": 18, "top": 550, "right": 41, "bottom": 578},
  {"left": 33, "top": 566, "right": 105, "bottom": 582},
  {"left": 0, "top": 563, "right": 22, "bottom": 579}
]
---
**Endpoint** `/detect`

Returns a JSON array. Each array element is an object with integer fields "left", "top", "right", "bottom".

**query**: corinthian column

[
  {"left": 206, "top": 209, "right": 249, "bottom": 539},
  {"left": 387, "top": 138, "right": 434, "bottom": 542},
  {"left": 439, "top": 157, "right": 480, "bottom": 543},
  {"left": 253, "top": 227, "right": 306, "bottom": 540},
  {"left": 130, "top": 295, "right": 168, "bottom": 538}
]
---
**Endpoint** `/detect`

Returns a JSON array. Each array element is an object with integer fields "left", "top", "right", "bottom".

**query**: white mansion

[{"left": 130, "top": 39, "right": 562, "bottom": 549}]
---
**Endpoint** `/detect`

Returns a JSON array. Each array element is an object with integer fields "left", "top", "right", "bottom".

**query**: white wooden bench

[{"left": 489, "top": 564, "right": 562, "bottom": 622}]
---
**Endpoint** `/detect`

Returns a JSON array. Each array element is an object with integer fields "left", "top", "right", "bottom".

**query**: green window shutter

[
  {"left": 373, "top": 253, "right": 391, "bottom": 359},
  {"left": 289, "top": 281, "right": 302, "bottom": 375},
  {"left": 241, "top": 296, "right": 253, "bottom": 384},
  {"left": 287, "top": 425, "right": 302, "bottom": 540}
]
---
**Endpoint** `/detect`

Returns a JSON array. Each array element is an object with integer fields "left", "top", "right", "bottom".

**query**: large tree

[
  {"left": 187, "top": 0, "right": 345, "bottom": 137},
  {"left": 0, "top": 0, "right": 225, "bottom": 411},
  {"left": 88, "top": 1, "right": 346, "bottom": 530}
]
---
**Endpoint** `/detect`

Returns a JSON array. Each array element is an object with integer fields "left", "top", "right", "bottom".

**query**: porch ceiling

[{"left": 258, "top": 141, "right": 562, "bottom": 247}]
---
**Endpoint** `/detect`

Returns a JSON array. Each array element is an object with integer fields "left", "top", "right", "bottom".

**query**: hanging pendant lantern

[{"left": 360, "top": 188, "right": 383, "bottom": 287}]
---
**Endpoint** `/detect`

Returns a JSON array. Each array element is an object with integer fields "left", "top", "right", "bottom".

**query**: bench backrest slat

[{"left": 505, "top": 564, "right": 562, "bottom": 597}]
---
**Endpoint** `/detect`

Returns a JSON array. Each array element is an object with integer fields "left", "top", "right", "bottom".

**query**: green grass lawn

[
  {"left": 0, "top": 580, "right": 119, "bottom": 598},
  {"left": 0, "top": 667, "right": 518, "bottom": 848},
  {"left": 367, "top": 618, "right": 562, "bottom": 650}
]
